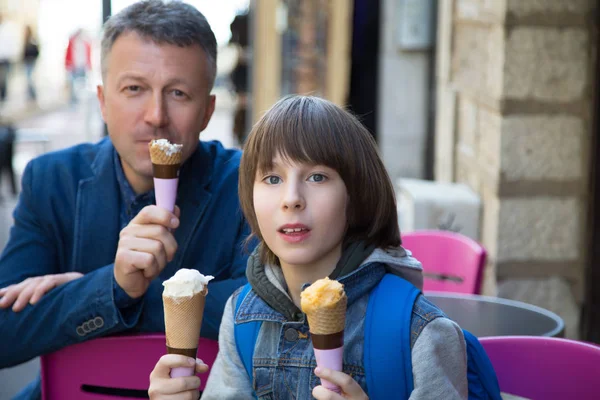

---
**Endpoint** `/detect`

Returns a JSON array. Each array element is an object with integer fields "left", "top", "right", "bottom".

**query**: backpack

[{"left": 234, "top": 274, "right": 502, "bottom": 399}]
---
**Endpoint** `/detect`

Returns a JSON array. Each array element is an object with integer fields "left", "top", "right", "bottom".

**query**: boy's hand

[
  {"left": 312, "top": 367, "right": 369, "bottom": 400},
  {"left": 0, "top": 272, "right": 84, "bottom": 312},
  {"left": 148, "top": 354, "right": 208, "bottom": 400}
]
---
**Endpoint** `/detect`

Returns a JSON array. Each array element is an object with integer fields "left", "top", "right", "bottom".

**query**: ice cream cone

[
  {"left": 305, "top": 293, "right": 347, "bottom": 336},
  {"left": 149, "top": 139, "right": 183, "bottom": 212},
  {"left": 301, "top": 278, "right": 347, "bottom": 394},
  {"left": 162, "top": 269, "right": 213, "bottom": 378}
]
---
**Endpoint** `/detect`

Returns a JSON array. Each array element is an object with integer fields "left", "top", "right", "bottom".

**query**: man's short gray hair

[{"left": 101, "top": 0, "right": 217, "bottom": 89}]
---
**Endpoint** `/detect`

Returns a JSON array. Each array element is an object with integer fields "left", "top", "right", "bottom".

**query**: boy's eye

[
  {"left": 264, "top": 176, "right": 281, "bottom": 185},
  {"left": 308, "top": 174, "right": 326, "bottom": 183}
]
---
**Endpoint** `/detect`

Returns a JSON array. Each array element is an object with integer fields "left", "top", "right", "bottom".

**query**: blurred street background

[{"left": 1, "top": 0, "right": 600, "bottom": 398}]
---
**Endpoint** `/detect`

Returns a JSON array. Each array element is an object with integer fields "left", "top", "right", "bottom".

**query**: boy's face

[{"left": 253, "top": 155, "right": 348, "bottom": 272}]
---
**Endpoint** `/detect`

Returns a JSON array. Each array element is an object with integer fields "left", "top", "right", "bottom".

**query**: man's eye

[
  {"left": 126, "top": 85, "right": 140, "bottom": 92},
  {"left": 265, "top": 176, "right": 281, "bottom": 184},
  {"left": 172, "top": 89, "right": 187, "bottom": 98},
  {"left": 308, "top": 174, "right": 326, "bottom": 182}
]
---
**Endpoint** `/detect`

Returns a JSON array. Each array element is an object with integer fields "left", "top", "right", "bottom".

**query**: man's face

[{"left": 97, "top": 31, "right": 215, "bottom": 190}]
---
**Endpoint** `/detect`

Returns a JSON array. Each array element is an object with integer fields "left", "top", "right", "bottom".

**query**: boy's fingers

[
  {"left": 312, "top": 385, "right": 343, "bottom": 400},
  {"left": 195, "top": 359, "right": 209, "bottom": 374},
  {"left": 315, "top": 368, "right": 367, "bottom": 398},
  {"left": 150, "top": 354, "right": 195, "bottom": 379},
  {"left": 157, "top": 376, "right": 201, "bottom": 395}
]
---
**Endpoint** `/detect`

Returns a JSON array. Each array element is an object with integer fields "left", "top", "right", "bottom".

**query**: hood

[
  {"left": 359, "top": 247, "right": 423, "bottom": 290},
  {"left": 246, "top": 244, "right": 424, "bottom": 322}
]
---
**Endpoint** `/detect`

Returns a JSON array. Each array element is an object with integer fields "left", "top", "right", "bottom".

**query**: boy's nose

[{"left": 282, "top": 184, "right": 305, "bottom": 210}]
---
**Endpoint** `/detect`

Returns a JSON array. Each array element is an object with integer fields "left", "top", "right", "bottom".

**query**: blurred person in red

[{"left": 64, "top": 28, "right": 92, "bottom": 104}]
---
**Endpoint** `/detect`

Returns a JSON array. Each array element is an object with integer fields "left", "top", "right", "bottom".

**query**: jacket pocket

[{"left": 254, "top": 366, "right": 275, "bottom": 399}]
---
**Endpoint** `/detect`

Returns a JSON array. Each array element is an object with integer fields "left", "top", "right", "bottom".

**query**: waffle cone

[
  {"left": 162, "top": 290, "right": 206, "bottom": 349},
  {"left": 149, "top": 144, "right": 182, "bottom": 165},
  {"left": 306, "top": 293, "right": 347, "bottom": 335}
]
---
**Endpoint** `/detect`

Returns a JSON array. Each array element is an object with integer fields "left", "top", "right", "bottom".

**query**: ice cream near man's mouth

[{"left": 149, "top": 139, "right": 183, "bottom": 212}]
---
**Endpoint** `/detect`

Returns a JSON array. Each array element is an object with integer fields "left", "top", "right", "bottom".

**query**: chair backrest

[
  {"left": 40, "top": 334, "right": 218, "bottom": 400},
  {"left": 401, "top": 230, "right": 486, "bottom": 294},
  {"left": 479, "top": 336, "right": 600, "bottom": 400}
]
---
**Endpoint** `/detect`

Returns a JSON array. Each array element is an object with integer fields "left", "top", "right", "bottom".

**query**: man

[{"left": 0, "top": 1, "right": 252, "bottom": 398}]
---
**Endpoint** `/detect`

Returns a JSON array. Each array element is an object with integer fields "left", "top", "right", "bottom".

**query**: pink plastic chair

[
  {"left": 479, "top": 336, "right": 600, "bottom": 399},
  {"left": 40, "top": 334, "right": 219, "bottom": 400},
  {"left": 401, "top": 230, "right": 486, "bottom": 294}
]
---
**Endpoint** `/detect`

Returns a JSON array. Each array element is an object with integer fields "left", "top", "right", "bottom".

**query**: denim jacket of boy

[{"left": 202, "top": 248, "right": 468, "bottom": 399}]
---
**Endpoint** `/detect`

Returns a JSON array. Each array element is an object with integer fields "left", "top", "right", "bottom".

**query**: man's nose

[
  {"left": 144, "top": 94, "right": 169, "bottom": 127},
  {"left": 282, "top": 182, "right": 305, "bottom": 210}
]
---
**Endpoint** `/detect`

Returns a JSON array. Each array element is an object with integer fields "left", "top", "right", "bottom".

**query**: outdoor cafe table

[{"left": 425, "top": 292, "right": 565, "bottom": 338}]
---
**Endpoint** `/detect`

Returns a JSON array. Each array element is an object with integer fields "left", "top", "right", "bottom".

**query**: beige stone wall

[{"left": 435, "top": 0, "right": 596, "bottom": 337}]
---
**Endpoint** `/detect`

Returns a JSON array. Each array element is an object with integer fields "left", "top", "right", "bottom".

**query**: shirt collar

[{"left": 113, "top": 148, "right": 155, "bottom": 211}]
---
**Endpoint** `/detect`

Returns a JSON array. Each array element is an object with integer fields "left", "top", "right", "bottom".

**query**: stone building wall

[{"left": 435, "top": 0, "right": 596, "bottom": 338}]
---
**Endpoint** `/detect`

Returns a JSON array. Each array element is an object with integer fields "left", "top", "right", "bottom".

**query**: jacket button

[
  {"left": 94, "top": 317, "right": 104, "bottom": 328},
  {"left": 284, "top": 328, "right": 299, "bottom": 342},
  {"left": 76, "top": 326, "right": 86, "bottom": 336}
]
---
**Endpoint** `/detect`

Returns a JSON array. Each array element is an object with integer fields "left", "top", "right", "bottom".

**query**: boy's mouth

[
  {"left": 278, "top": 224, "right": 311, "bottom": 242},
  {"left": 278, "top": 223, "right": 310, "bottom": 234},
  {"left": 281, "top": 227, "right": 309, "bottom": 234}
]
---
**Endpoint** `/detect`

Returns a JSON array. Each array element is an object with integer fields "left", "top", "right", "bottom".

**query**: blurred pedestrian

[
  {"left": 64, "top": 28, "right": 91, "bottom": 104},
  {"left": 0, "top": 13, "right": 21, "bottom": 105},
  {"left": 229, "top": 12, "right": 249, "bottom": 146},
  {"left": 0, "top": 123, "right": 16, "bottom": 200},
  {"left": 23, "top": 25, "right": 39, "bottom": 102}
]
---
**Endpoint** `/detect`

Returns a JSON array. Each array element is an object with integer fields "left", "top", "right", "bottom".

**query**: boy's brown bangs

[{"left": 254, "top": 99, "right": 345, "bottom": 175}]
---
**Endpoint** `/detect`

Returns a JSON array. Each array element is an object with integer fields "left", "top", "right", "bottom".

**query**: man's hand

[
  {"left": 312, "top": 367, "right": 369, "bottom": 400},
  {"left": 114, "top": 205, "right": 180, "bottom": 299},
  {"left": 148, "top": 354, "right": 208, "bottom": 400},
  {"left": 0, "top": 272, "right": 84, "bottom": 312}
]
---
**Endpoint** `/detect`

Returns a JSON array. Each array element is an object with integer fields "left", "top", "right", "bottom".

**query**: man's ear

[
  {"left": 200, "top": 94, "right": 216, "bottom": 132},
  {"left": 97, "top": 85, "right": 107, "bottom": 122}
]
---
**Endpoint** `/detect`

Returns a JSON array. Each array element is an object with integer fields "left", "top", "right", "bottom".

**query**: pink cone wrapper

[
  {"left": 154, "top": 178, "right": 178, "bottom": 212},
  {"left": 170, "top": 366, "right": 195, "bottom": 378},
  {"left": 314, "top": 347, "right": 343, "bottom": 393}
]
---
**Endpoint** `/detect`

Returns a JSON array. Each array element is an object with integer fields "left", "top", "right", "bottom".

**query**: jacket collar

[
  {"left": 235, "top": 252, "right": 387, "bottom": 325},
  {"left": 236, "top": 247, "right": 424, "bottom": 325}
]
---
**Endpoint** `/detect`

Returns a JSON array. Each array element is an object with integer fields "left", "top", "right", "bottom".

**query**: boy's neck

[{"left": 279, "top": 246, "right": 342, "bottom": 308}]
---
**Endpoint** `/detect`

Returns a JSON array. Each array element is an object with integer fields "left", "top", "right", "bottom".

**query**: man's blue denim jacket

[{"left": 0, "top": 138, "right": 252, "bottom": 399}]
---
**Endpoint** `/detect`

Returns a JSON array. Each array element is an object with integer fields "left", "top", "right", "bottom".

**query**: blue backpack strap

[
  {"left": 233, "top": 283, "right": 262, "bottom": 390},
  {"left": 462, "top": 330, "right": 502, "bottom": 400},
  {"left": 365, "top": 274, "right": 421, "bottom": 399}
]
